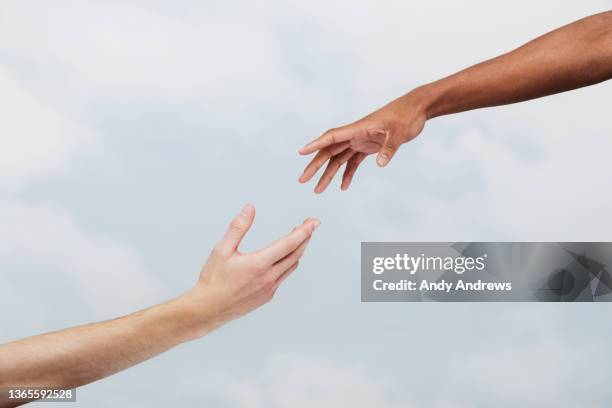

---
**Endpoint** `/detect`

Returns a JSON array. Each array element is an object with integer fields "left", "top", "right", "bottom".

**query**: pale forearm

[
  {"left": 0, "top": 208, "right": 316, "bottom": 407},
  {"left": 0, "top": 294, "right": 207, "bottom": 390},
  {"left": 422, "top": 11, "right": 612, "bottom": 118}
]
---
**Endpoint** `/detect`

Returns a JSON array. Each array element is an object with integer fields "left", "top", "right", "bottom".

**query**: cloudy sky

[{"left": 1, "top": 1, "right": 612, "bottom": 407}]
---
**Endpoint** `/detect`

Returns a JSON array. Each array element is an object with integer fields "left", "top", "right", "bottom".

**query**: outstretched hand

[
  {"left": 184, "top": 204, "right": 320, "bottom": 335},
  {"left": 298, "top": 90, "right": 429, "bottom": 193}
]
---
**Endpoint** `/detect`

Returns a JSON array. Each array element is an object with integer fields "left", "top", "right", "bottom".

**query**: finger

[
  {"left": 255, "top": 218, "right": 320, "bottom": 266},
  {"left": 341, "top": 152, "right": 367, "bottom": 190},
  {"left": 298, "top": 142, "right": 349, "bottom": 183},
  {"left": 272, "top": 261, "right": 299, "bottom": 293},
  {"left": 216, "top": 204, "right": 256, "bottom": 256},
  {"left": 376, "top": 131, "right": 403, "bottom": 167},
  {"left": 268, "top": 237, "right": 310, "bottom": 281},
  {"left": 314, "top": 149, "right": 354, "bottom": 194},
  {"left": 299, "top": 126, "right": 357, "bottom": 155}
]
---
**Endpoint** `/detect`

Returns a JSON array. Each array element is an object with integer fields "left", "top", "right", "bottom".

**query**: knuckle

[
  {"left": 320, "top": 149, "right": 333, "bottom": 161},
  {"left": 211, "top": 243, "right": 225, "bottom": 257},
  {"left": 296, "top": 228, "right": 310, "bottom": 241},
  {"left": 285, "top": 254, "right": 299, "bottom": 267},
  {"left": 385, "top": 140, "right": 397, "bottom": 151},
  {"left": 265, "top": 290, "right": 275, "bottom": 303},
  {"left": 260, "top": 273, "right": 276, "bottom": 289},
  {"left": 252, "top": 256, "right": 268, "bottom": 271},
  {"left": 291, "top": 261, "right": 300, "bottom": 271},
  {"left": 243, "top": 254, "right": 265, "bottom": 273},
  {"left": 229, "top": 218, "right": 247, "bottom": 232},
  {"left": 324, "top": 128, "right": 338, "bottom": 143}
]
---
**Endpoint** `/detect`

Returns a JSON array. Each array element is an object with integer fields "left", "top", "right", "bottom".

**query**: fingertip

[
  {"left": 299, "top": 146, "right": 312, "bottom": 155},
  {"left": 315, "top": 180, "right": 329, "bottom": 194},
  {"left": 305, "top": 218, "right": 320, "bottom": 232},
  {"left": 298, "top": 173, "right": 310, "bottom": 183},
  {"left": 300, "top": 218, "right": 320, "bottom": 234},
  {"left": 301, "top": 217, "right": 312, "bottom": 225},
  {"left": 240, "top": 203, "right": 255, "bottom": 217}
]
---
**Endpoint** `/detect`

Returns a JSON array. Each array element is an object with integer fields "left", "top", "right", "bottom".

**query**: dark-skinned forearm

[{"left": 419, "top": 11, "right": 612, "bottom": 119}]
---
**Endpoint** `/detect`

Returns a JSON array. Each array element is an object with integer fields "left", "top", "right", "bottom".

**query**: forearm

[
  {"left": 297, "top": 12, "right": 612, "bottom": 188},
  {"left": 0, "top": 293, "right": 210, "bottom": 391},
  {"left": 420, "top": 11, "right": 612, "bottom": 118},
  {"left": 0, "top": 208, "right": 315, "bottom": 406}
]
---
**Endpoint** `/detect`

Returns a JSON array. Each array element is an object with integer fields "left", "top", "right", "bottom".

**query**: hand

[
  {"left": 298, "top": 89, "right": 430, "bottom": 193},
  {"left": 181, "top": 204, "right": 319, "bottom": 336}
]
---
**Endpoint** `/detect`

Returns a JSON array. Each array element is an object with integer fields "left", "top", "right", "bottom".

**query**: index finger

[
  {"left": 299, "top": 126, "right": 356, "bottom": 155},
  {"left": 255, "top": 218, "right": 320, "bottom": 265}
]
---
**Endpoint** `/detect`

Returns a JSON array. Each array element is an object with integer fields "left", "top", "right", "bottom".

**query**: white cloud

[
  {"left": 216, "top": 354, "right": 414, "bottom": 408},
  {"left": 452, "top": 340, "right": 569, "bottom": 406},
  {"left": 0, "top": 279, "right": 46, "bottom": 340},
  {"left": 0, "top": 67, "right": 96, "bottom": 191},
  {"left": 446, "top": 305, "right": 599, "bottom": 408},
  {"left": 454, "top": 342, "right": 583, "bottom": 407},
  {"left": 213, "top": 340, "right": 595, "bottom": 408},
  {"left": 0, "top": 1, "right": 337, "bottom": 124},
  {"left": 0, "top": 65, "right": 163, "bottom": 323},
  {"left": 350, "top": 119, "right": 612, "bottom": 242},
  {"left": 0, "top": 198, "right": 167, "bottom": 319}
]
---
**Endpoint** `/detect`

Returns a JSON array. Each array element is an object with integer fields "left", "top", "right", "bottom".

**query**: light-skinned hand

[
  {"left": 0, "top": 204, "right": 320, "bottom": 395},
  {"left": 181, "top": 204, "right": 320, "bottom": 336}
]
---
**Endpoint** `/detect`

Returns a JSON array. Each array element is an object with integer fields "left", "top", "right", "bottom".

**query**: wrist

[
  {"left": 409, "top": 82, "right": 445, "bottom": 120},
  {"left": 171, "top": 286, "right": 227, "bottom": 341}
]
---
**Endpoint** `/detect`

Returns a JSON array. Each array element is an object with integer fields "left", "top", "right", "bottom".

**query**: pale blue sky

[{"left": 1, "top": 1, "right": 612, "bottom": 406}]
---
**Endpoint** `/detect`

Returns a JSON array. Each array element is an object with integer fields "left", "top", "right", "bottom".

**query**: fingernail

[
  {"left": 377, "top": 153, "right": 389, "bottom": 167},
  {"left": 240, "top": 203, "right": 253, "bottom": 216},
  {"left": 312, "top": 219, "right": 321, "bottom": 230}
]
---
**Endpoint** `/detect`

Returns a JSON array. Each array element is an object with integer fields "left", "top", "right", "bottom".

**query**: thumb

[
  {"left": 376, "top": 131, "right": 402, "bottom": 167},
  {"left": 218, "top": 204, "right": 255, "bottom": 255}
]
